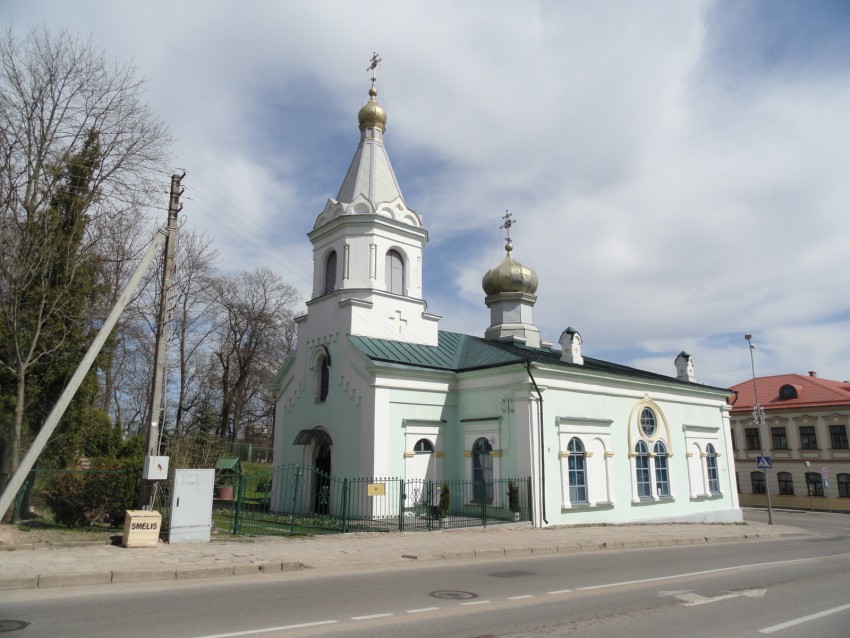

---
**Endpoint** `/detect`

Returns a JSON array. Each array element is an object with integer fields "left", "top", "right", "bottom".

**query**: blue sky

[{"left": 5, "top": 0, "right": 850, "bottom": 387}]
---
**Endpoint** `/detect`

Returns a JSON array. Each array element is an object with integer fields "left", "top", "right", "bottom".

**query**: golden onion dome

[
  {"left": 358, "top": 86, "right": 387, "bottom": 131},
  {"left": 482, "top": 240, "right": 539, "bottom": 296}
]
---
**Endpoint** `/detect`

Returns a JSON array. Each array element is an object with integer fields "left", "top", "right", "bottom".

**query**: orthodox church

[{"left": 271, "top": 71, "right": 741, "bottom": 527}]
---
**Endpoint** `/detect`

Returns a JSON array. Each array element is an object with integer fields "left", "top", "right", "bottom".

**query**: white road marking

[
  {"left": 547, "top": 589, "right": 573, "bottom": 595},
  {"left": 508, "top": 595, "right": 534, "bottom": 600},
  {"left": 406, "top": 607, "right": 440, "bottom": 614},
  {"left": 351, "top": 613, "right": 393, "bottom": 620},
  {"left": 192, "top": 620, "right": 337, "bottom": 638},
  {"left": 461, "top": 600, "right": 492, "bottom": 606},
  {"left": 577, "top": 552, "right": 850, "bottom": 591},
  {"left": 675, "top": 589, "right": 766, "bottom": 607},
  {"left": 759, "top": 603, "right": 850, "bottom": 634}
]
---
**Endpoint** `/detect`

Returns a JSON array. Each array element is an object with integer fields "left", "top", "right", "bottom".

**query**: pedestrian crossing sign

[{"left": 756, "top": 456, "right": 772, "bottom": 469}]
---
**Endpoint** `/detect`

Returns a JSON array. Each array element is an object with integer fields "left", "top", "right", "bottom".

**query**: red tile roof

[{"left": 729, "top": 374, "right": 850, "bottom": 412}]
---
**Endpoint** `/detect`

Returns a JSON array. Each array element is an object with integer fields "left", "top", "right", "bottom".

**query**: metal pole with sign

[
  {"left": 745, "top": 334, "right": 773, "bottom": 524},
  {"left": 823, "top": 466, "right": 831, "bottom": 513}
]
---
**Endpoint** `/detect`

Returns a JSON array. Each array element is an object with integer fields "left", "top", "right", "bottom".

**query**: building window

[
  {"left": 323, "top": 251, "right": 337, "bottom": 295},
  {"left": 838, "top": 473, "right": 850, "bottom": 498},
  {"left": 771, "top": 427, "right": 788, "bottom": 450},
  {"left": 799, "top": 426, "right": 818, "bottom": 450},
  {"left": 806, "top": 472, "right": 824, "bottom": 497},
  {"left": 751, "top": 471, "right": 766, "bottom": 494},
  {"left": 640, "top": 408, "right": 657, "bottom": 437},
  {"left": 779, "top": 384, "right": 798, "bottom": 400},
  {"left": 567, "top": 438, "right": 587, "bottom": 504},
  {"left": 706, "top": 443, "right": 720, "bottom": 494},
  {"left": 654, "top": 441, "right": 670, "bottom": 497},
  {"left": 777, "top": 471, "right": 794, "bottom": 495},
  {"left": 830, "top": 425, "right": 849, "bottom": 450},
  {"left": 314, "top": 350, "right": 330, "bottom": 402},
  {"left": 745, "top": 428, "right": 761, "bottom": 451},
  {"left": 472, "top": 437, "right": 494, "bottom": 504},
  {"left": 385, "top": 249, "right": 404, "bottom": 295},
  {"left": 635, "top": 441, "right": 652, "bottom": 498},
  {"left": 413, "top": 438, "right": 434, "bottom": 454},
  {"left": 736, "top": 472, "right": 741, "bottom": 493}
]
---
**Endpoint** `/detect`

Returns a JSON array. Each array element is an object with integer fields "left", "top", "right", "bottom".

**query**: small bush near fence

[{"left": 25, "top": 463, "right": 139, "bottom": 529}]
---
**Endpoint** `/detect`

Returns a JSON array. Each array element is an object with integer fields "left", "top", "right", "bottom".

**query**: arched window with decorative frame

[
  {"left": 635, "top": 441, "right": 652, "bottom": 499},
  {"left": 313, "top": 347, "right": 330, "bottom": 402},
  {"left": 323, "top": 251, "right": 337, "bottom": 295},
  {"left": 705, "top": 443, "right": 721, "bottom": 494},
  {"left": 472, "top": 437, "right": 494, "bottom": 504},
  {"left": 653, "top": 441, "right": 670, "bottom": 497},
  {"left": 567, "top": 437, "right": 587, "bottom": 504},
  {"left": 385, "top": 249, "right": 404, "bottom": 295}
]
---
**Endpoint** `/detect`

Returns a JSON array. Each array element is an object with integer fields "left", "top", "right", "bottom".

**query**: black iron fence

[{"left": 215, "top": 465, "right": 532, "bottom": 537}]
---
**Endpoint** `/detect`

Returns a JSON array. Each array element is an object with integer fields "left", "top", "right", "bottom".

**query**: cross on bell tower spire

[{"left": 367, "top": 52, "right": 382, "bottom": 90}]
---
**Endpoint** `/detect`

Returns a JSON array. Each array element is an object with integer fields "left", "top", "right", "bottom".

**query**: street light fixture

[{"left": 744, "top": 333, "right": 774, "bottom": 525}]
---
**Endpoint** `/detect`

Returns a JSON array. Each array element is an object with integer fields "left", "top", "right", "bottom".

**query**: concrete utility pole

[{"left": 138, "top": 173, "right": 183, "bottom": 509}]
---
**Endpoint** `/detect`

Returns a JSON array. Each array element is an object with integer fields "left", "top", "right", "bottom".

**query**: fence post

[
  {"left": 233, "top": 474, "right": 244, "bottom": 535},
  {"left": 525, "top": 477, "right": 532, "bottom": 523},
  {"left": 342, "top": 478, "right": 349, "bottom": 534},
  {"left": 398, "top": 478, "right": 405, "bottom": 532},
  {"left": 482, "top": 481, "right": 487, "bottom": 528}
]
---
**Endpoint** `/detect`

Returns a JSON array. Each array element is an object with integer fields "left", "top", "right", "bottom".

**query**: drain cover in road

[{"left": 429, "top": 590, "right": 478, "bottom": 600}]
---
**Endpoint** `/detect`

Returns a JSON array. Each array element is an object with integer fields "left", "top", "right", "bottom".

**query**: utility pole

[{"left": 138, "top": 173, "right": 184, "bottom": 509}]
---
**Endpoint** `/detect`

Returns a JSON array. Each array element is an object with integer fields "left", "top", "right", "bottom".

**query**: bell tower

[{"left": 304, "top": 55, "right": 439, "bottom": 345}]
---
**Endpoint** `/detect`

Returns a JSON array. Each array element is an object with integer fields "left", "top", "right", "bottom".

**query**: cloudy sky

[{"left": 6, "top": 1, "right": 850, "bottom": 388}]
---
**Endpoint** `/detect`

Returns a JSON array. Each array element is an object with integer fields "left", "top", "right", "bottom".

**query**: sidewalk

[{"left": 0, "top": 520, "right": 808, "bottom": 591}]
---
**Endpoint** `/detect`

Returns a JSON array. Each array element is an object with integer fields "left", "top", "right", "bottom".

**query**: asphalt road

[{"left": 3, "top": 509, "right": 849, "bottom": 638}]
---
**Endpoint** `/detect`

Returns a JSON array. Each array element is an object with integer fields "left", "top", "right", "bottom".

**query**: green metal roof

[
  {"left": 215, "top": 457, "right": 241, "bottom": 471},
  {"left": 349, "top": 330, "right": 730, "bottom": 393}
]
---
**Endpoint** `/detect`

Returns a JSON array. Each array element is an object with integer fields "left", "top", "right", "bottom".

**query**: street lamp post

[{"left": 745, "top": 333, "right": 774, "bottom": 525}]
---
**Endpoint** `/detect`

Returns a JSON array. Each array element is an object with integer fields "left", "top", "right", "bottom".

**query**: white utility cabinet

[{"left": 169, "top": 468, "right": 215, "bottom": 543}]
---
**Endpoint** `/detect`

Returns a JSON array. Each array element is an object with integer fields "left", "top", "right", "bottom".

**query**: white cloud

[{"left": 8, "top": 0, "right": 850, "bottom": 388}]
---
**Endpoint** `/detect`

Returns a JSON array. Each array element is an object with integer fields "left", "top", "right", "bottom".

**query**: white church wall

[{"left": 533, "top": 370, "right": 740, "bottom": 526}]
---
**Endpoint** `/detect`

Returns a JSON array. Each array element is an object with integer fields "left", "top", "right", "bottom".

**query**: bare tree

[
  {"left": 0, "top": 26, "right": 171, "bottom": 479},
  {"left": 168, "top": 229, "right": 219, "bottom": 435},
  {"left": 208, "top": 268, "right": 299, "bottom": 444}
]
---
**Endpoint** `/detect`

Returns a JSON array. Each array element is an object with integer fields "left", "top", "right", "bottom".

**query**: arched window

[
  {"left": 472, "top": 437, "right": 494, "bottom": 504},
  {"left": 567, "top": 438, "right": 587, "bottom": 504},
  {"left": 806, "top": 472, "right": 824, "bottom": 497},
  {"left": 779, "top": 384, "right": 798, "bottom": 400},
  {"left": 413, "top": 438, "right": 434, "bottom": 454},
  {"left": 324, "top": 251, "right": 337, "bottom": 295},
  {"left": 777, "top": 471, "right": 794, "bottom": 495},
  {"left": 654, "top": 441, "right": 669, "bottom": 497},
  {"left": 385, "top": 249, "right": 404, "bottom": 295},
  {"left": 706, "top": 443, "right": 721, "bottom": 494},
  {"left": 635, "top": 441, "right": 651, "bottom": 498},
  {"left": 640, "top": 408, "right": 657, "bottom": 437},
  {"left": 751, "top": 471, "right": 766, "bottom": 494},
  {"left": 314, "top": 349, "right": 330, "bottom": 402},
  {"left": 838, "top": 473, "right": 850, "bottom": 498}
]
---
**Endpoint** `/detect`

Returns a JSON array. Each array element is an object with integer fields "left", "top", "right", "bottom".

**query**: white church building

[{"left": 271, "top": 73, "right": 741, "bottom": 527}]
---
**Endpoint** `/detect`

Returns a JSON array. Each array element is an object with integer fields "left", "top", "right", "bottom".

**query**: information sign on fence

[{"left": 367, "top": 482, "right": 386, "bottom": 496}]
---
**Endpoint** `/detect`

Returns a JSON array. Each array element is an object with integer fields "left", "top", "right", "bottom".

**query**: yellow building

[{"left": 729, "top": 372, "right": 850, "bottom": 512}]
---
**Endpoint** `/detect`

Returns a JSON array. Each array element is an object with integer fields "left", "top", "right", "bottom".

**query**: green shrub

[{"left": 43, "top": 457, "right": 141, "bottom": 528}]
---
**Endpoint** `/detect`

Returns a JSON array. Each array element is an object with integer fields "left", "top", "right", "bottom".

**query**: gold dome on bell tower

[{"left": 482, "top": 213, "right": 538, "bottom": 296}]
